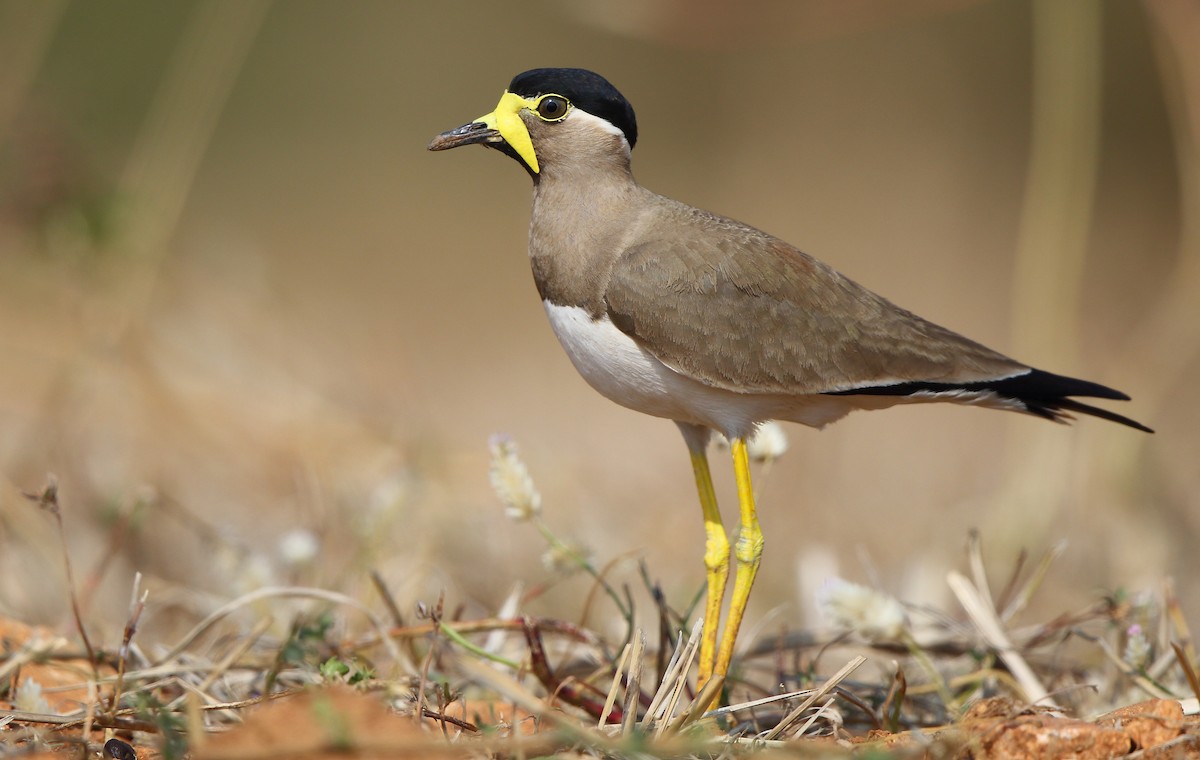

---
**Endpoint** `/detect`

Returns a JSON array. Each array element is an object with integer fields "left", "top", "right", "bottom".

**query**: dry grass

[{"left": 2, "top": 466, "right": 1200, "bottom": 757}]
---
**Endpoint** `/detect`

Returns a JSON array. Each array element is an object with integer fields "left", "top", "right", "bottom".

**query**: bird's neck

[{"left": 529, "top": 164, "right": 646, "bottom": 316}]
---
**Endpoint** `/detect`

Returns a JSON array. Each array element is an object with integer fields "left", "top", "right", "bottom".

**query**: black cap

[{"left": 508, "top": 68, "right": 638, "bottom": 148}]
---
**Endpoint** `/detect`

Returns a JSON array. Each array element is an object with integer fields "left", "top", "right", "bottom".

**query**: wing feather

[{"left": 603, "top": 203, "right": 1025, "bottom": 396}]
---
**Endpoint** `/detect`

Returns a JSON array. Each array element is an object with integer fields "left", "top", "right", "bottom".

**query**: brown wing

[{"left": 603, "top": 204, "right": 1027, "bottom": 396}]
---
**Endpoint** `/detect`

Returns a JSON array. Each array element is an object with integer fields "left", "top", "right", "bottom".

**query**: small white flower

[
  {"left": 15, "top": 677, "right": 51, "bottom": 714},
  {"left": 279, "top": 528, "right": 320, "bottom": 566},
  {"left": 746, "top": 421, "right": 789, "bottom": 461},
  {"left": 817, "top": 576, "right": 906, "bottom": 641},
  {"left": 712, "top": 422, "right": 789, "bottom": 462},
  {"left": 489, "top": 435, "right": 542, "bottom": 522},
  {"left": 1123, "top": 623, "right": 1151, "bottom": 670}
]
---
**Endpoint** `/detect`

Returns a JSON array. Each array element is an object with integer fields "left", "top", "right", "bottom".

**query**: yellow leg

[
  {"left": 712, "top": 438, "right": 763, "bottom": 680},
  {"left": 686, "top": 447, "right": 729, "bottom": 691}
]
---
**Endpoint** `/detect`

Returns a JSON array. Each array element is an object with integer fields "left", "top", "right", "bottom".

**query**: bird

[{"left": 428, "top": 67, "right": 1151, "bottom": 695}]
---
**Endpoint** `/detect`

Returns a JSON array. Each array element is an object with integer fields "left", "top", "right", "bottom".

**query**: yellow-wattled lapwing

[{"left": 429, "top": 68, "right": 1151, "bottom": 692}]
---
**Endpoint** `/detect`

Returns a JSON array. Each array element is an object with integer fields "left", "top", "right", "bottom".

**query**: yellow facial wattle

[{"left": 476, "top": 91, "right": 540, "bottom": 174}]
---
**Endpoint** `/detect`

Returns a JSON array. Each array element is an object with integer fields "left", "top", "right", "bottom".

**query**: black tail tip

[{"left": 1032, "top": 397, "right": 1153, "bottom": 433}]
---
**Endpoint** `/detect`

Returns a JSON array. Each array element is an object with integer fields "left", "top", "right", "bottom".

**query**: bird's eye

[{"left": 535, "top": 95, "right": 570, "bottom": 121}]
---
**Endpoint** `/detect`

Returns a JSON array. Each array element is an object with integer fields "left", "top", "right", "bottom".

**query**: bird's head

[{"left": 428, "top": 68, "right": 638, "bottom": 179}]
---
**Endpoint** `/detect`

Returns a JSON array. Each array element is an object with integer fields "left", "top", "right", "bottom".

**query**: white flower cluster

[
  {"left": 279, "top": 528, "right": 320, "bottom": 567},
  {"left": 713, "top": 421, "right": 790, "bottom": 461},
  {"left": 817, "top": 576, "right": 907, "bottom": 641},
  {"left": 488, "top": 435, "right": 542, "bottom": 522},
  {"left": 15, "top": 677, "right": 51, "bottom": 714}
]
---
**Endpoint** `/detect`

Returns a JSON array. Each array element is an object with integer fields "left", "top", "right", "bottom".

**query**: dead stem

[{"left": 22, "top": 478, "right": 99, "bottom": 684}]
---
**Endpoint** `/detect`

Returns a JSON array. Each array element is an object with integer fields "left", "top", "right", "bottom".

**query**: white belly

[{"left": 542, "top": 302, "right": 866, "bottom": 435}]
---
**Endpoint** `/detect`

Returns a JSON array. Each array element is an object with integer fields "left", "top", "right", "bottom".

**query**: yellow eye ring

[{"left": 534, "top": 94, "right": 571, "bottom": 122}]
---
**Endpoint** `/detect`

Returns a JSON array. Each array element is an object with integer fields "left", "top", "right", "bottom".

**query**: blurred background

[{"left": 0, "top": 0, "right": 1196, "bottom": 646}]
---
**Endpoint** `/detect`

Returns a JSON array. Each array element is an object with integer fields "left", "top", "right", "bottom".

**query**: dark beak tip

[{"left": 427, "top": 121, "right": 499, "bottom": 152}]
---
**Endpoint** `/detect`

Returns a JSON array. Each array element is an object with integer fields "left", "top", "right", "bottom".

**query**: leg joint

[
  {"left": 734, "top": 526, "right": 763, "bottom": 565},
  {"left": 704, "top": 525, "right": 731, "bottom": 572}
]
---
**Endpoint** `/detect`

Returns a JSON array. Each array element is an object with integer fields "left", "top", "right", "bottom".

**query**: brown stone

[
  {"left": 1097, "top": 699, "right": 1186, "bottom": 750},
  {"left": 977, "top": 714, "right": 1131, "bottom": 760}
]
